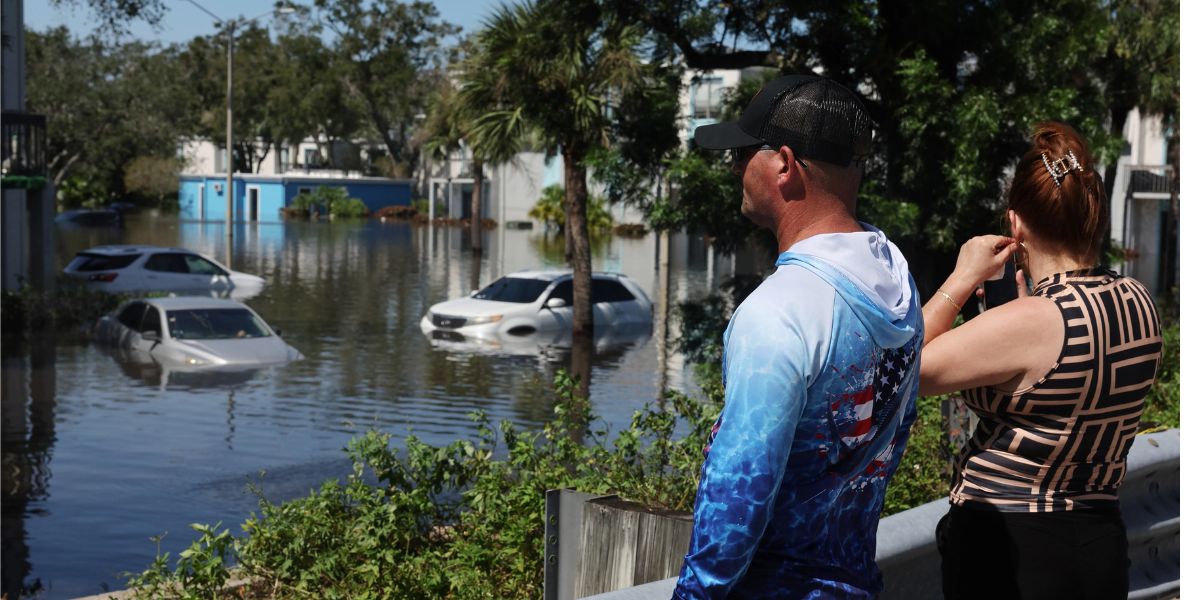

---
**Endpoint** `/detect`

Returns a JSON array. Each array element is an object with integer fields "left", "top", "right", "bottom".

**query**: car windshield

[
  {"left": 471, "top": 277, "right": 551, "bottom": 303},
  {"left": 166, "top": 308, "right": 273, "bottom": 340}
]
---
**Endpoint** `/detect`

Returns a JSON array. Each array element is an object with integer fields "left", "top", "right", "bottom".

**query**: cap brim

[{"left": 693, "top": 122, "right": 762, "bottom": 150}]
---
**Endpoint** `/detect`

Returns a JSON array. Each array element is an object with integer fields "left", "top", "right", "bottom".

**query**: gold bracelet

[{"left": 936, "top": 288, "right": 962, "bottom": 312}]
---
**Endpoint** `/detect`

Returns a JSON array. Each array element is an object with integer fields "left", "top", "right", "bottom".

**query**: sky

[{"left": 24, "top": 0, "right": 505, "bottom": 44}]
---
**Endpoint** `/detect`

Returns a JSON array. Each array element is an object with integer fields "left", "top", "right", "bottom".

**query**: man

[{"left": 674, "top": 75, "right": 924, "bottom": 599}]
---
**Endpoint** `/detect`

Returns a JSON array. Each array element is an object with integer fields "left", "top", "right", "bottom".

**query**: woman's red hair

[{"left": 1007, "top": 122, "right": 1108, "bottom": 263}]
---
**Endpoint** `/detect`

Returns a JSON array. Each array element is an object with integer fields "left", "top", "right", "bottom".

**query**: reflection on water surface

[{"left": 1, "top": 215, "right": 737, "bottom": 598}]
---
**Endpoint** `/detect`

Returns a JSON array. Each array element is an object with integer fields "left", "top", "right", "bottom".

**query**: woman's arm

[
  {"left": 922, "top": 235, "right": 1018, "bottom": 347},
  {"left": 920, "top": 297, "right": 1061, "bottom": 396},
  {"left": 919, "top": 235, "right": 1062, "bottom": 396}
]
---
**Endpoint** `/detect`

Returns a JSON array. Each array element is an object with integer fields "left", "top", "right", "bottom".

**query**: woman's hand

[{"left": 949, "top": 235, "right": 1019, "bottom": 290}]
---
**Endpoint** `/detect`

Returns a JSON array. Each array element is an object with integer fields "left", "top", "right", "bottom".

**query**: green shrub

[
  {"left": 139, "top": 372, "right": 715, "bottom": 598},
  {"left": 1, "top": 281, "right": 128, "bottom": 340},
  {"left": 56, "top": 175, "right": 109, "bottom": 210},
  {"left": 287, "top": 186, "right": 367, "bottom": 219},
  {"left": 125, "top": 524, "right": 237, "bottom": 599},
  {"left": 1142, "top": 322, "right": 1180, "bottom": 430},
  {"left": 413, "top": 198, "right": 448, "bottom": 218},
  {"left": 329, "top": 196, "right": 368, "bottom": 219},
  {"left": 528, "top": 184, "right": 613, "bottom": 234}
]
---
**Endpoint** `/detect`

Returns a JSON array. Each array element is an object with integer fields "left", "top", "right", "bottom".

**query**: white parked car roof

[
  {"left": 142, "top": 296, "right": 253, "bottom": 310},
  {"left": 76, "top": 244, "right": 196, "bottom": 255}
]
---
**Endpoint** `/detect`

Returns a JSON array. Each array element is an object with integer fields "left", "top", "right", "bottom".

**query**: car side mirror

[
  {"left": 142, "top": 330, "right": 160, "bottom": 342},
  {"left": 274, "top": 327, "right": 283, "bottom": 336},
  {"left": 544, "top": 298, "right": 566, "bottom": 309}
]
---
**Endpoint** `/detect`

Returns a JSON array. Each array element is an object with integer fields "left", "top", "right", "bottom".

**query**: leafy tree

[
  {"left": 48, "top": 0, "right": 166, "bottom": 34},
  {"left": 179, "top": 25, "right": 288, "bottom": 174},
  {"left": 611, "top": 0, "right": 1179, "bottom": 295},
  {"left": 471, "top": 0, "right": 651, "bottom": 342},
  {"left": 311, "top": 0, "right": 460, "bottom": 177},
  {"left": 270, "top": 31, "right": 361, "bottom": 171},
  {"left": 123, "top": 156, "right": 183, "bottom": 208},
  {"left": 445, "top": 36, "right": 532, "bottom": 256},
  {"left": 26, "top": 28, "right": 193, "bottom": 196},
  {"left": 1094, "top": 0, "right": 1179, "bottom": 201},
  {"left": 586, "top": 63, "right": 684, "bottom": 218},
  {"left": 528, "top": 184, "right": 614, "bottom": 234}
]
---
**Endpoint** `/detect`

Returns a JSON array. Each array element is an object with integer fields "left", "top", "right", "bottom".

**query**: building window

[
  {"left": 214, "top": 146, "right": 227, "bottom": 173},
  {"left": 278, "top": 147, "right": 290, "bottom": 172},
  {"left": 692, "top": 78, "right": 724, "bottom": 120},
  {"left": 304, "top": 148, "right": 319, "bottom": 168}
]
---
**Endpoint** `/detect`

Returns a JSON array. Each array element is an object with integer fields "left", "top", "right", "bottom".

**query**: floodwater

[{"left": 1, "top": 215, "right": 741, "bottom": 598}]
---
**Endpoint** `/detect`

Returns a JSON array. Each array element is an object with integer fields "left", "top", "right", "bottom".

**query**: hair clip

[{"left": 1041, "top": 150, "right": 1081, "bottom": 188}]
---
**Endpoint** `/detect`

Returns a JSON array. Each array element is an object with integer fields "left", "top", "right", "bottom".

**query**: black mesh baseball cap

[{"left": 694, "top": 74, "right": 875, "bottom": 167}]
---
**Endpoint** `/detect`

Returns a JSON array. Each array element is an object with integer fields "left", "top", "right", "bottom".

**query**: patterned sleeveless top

[{"left": 950, "top": 267, "right": 1163, "bottom": 512}]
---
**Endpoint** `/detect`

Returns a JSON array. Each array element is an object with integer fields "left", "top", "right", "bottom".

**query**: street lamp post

[
  {"left": 183, "top": 1, "right": 294, "bottom": 246},
  {"left": 225, "top": 21, "right": 235, "bottom": 240}
]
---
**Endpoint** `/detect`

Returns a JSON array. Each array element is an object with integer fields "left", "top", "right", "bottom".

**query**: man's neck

[{"left": 775, "top": 204, "right": 863, "bottom": 253}]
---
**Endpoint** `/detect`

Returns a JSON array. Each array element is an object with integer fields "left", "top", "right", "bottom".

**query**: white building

[{"left": 1107, "top": 110, "right": 1176, "bottom": 296}]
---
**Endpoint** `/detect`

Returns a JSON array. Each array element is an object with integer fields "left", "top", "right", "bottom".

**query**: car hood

[
  {"left": 429, "top": 297, "right": 531, "bottom": 318},
  {"left": 172, "top": 337, "right": 301, "bottom": 365}
]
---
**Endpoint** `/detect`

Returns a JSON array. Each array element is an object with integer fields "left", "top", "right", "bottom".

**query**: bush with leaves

[
  {"left": 329, "top": 196, "right": 368, "bottom": 219},
  {"left": 56, "top": 175, "right": 111, "bottom": 210},
  {"left": 2, "top": 280, "right": 128, "bottom": 341},
  {"left": 133, "top": 371, "right": 717, "bottom": 598},
  {"left": 286, "top": 186, "right": 367, "bottom": 219},
  {"left": 1142, "top": 321, "right": 1179, "bottom": 430},
  {"left": 124, "top": 524, "right": 237, "bottom": 600},
  {"left": 528, "top": 184, "right": 613, "bottom": 234}
]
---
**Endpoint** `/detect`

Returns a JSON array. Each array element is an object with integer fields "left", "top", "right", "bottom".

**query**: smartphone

[{"left": 982, "top": 258, "right": 1018, "bottom": 310}]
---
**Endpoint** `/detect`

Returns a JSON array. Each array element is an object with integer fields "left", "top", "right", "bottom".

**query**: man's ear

[{"left": 775, "top": 145, "right": 805, "bottom": 196}]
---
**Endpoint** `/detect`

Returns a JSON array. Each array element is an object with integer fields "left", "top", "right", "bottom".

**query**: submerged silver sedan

[{"left": 94, "top": 296, "right": 303, "bottom": 368}]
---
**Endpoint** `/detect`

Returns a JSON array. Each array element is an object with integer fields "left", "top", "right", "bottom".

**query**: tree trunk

[
  {"left": 564, "top": 202, "right": 575, "bottom": 263},
  {"left": 254, "top": 140, "right": 274, "bottom": 174},
  {"left": 471, "top": 158, "right": 484, "bottom": 253},
  {"left": 563, "top": 148, "right": 594, "bottom": 345},
  {"left": 1103, "top": 106, "right": 1130, "bottom": 210},
  {"left": 1099, "top": 105, "right": 1131, "bottom": 264}
]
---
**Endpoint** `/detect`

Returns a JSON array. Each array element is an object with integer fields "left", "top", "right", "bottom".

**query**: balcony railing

[
  {"left": 2, "top": 111, "right": 48, "bottom": 186},
  {"left": 1126, "top": 164, "right": 1174, "bottom": 197}
]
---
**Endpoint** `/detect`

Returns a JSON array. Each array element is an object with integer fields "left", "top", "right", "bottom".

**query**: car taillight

[{"left": 88, "top": 273, "right": 118, "bottom": 282}]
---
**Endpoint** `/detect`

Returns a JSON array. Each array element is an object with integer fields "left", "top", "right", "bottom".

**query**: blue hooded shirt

[{"left": 674, "top": 225, "right": 924, "bottom": 599}]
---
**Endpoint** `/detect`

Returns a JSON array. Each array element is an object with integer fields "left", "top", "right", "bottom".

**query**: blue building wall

[{"left": 178, "top": 176, "right": 412, "bottom": 222}]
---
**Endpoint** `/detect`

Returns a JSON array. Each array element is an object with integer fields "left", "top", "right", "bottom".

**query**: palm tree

[
  {"left": 422, "top": 38, "right": 527, "bottom": 263},
  {"left": 470, "top": 0, "right": 647, "bottom": 342}
]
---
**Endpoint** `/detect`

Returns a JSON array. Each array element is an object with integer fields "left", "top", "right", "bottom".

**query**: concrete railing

[{"left": 571, "top": 429, "right": 1179, "bottom": 600}]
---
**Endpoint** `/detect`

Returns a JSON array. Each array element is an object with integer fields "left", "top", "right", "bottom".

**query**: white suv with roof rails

[
  {"left": 419, "top": 269, "right": 653, "bottom": 340},
  {"left": 63, "top": 245, "right": 266, "bottom": 299}
]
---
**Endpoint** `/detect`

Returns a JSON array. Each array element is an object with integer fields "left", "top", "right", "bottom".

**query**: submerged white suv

[
  {"left": 63, "top": 245, "right": 266, "bottom": 299},
  {"left": 419, "top": 270, "right": 653, "bottom": 340}
]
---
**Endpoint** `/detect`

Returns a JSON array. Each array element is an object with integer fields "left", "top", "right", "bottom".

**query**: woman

[{"left": 919, "top": 122, "right": 1163, "bottom": 600}]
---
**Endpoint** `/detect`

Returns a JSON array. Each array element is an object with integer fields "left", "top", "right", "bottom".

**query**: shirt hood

[{"left": 776, "top": 222, "right": 920, "bottom": 350}]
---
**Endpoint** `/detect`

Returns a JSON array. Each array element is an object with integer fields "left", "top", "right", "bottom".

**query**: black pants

[{"left": 936, "top": 504, "right": 1129, "bottom": 600}]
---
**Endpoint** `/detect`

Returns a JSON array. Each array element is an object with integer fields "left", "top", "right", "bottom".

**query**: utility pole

[{"left": 225, "top": 22, "right": 235, "bottom": 243}]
